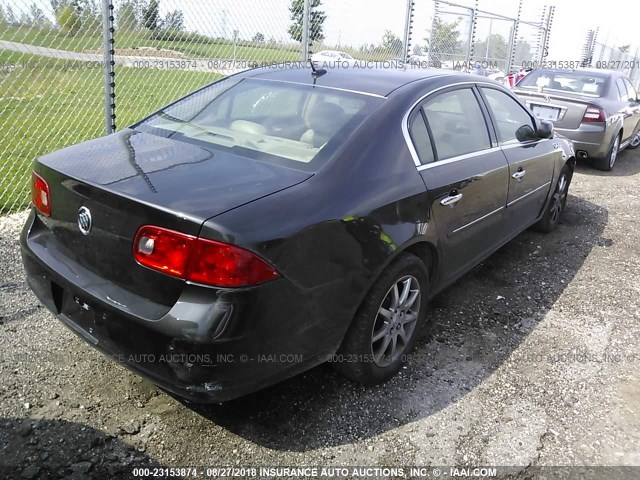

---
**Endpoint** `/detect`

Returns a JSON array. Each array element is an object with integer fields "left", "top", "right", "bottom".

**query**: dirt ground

[{"left": 1, "top": 148, "right": 639, "bottom": 479}]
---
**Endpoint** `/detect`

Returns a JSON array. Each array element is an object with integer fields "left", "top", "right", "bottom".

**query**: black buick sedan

[{"left": 21, "top": 66, "right": 575, "bottom": 402}]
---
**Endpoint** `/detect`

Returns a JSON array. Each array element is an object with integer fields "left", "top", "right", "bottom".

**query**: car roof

[{"left": 240, "top": 66, "right": 457, "bottom": 97}]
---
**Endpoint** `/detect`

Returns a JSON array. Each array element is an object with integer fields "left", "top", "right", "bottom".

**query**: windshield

[
  {"left": 136, "top": 77, "right": 381, "bottom": 171},
  {"left": 518, "top": 70, "right": 608, "bottom": 97}
]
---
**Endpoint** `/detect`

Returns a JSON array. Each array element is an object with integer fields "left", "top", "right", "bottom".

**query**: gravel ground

[{"left": 1, "top": 149, "right": 639, "bottom": 479}]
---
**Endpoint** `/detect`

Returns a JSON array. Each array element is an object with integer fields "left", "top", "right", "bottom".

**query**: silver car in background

[{"left": 513, "top": 68, "right": 640, "bottom": 171}]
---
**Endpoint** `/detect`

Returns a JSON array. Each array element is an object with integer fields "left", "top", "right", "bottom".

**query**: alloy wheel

[
  {"left": 371, "top": 275, "right": 421, "bottom": 367},
  {"left": 631, "top": 131, "right": 640, "bottom": 148},
  {"left": 609, "top": 136, "right": 620, "bottom": 168},
  {"left": 549, "top": 173, "right": 568, "bottom": 224}
]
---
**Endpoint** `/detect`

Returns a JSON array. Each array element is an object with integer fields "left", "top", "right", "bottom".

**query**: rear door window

[{"left": 422, "top": 88, "right": 491, "bottom": 160}]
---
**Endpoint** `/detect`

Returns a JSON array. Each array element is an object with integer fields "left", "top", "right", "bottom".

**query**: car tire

[
  {"left": 594, "top": 133, "right": 621, "bottom": 171},
  {"left": 332, "top": 253, "right": 429, "bottom": 385},
  {"left": 535, "top": 164, "right": 572, "bottom": 233}
]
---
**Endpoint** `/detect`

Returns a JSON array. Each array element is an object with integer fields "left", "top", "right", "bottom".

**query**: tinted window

[
  {"left": 616, "top": 78, "right": 629, "bottom": 101},
  {"left": 482, "top": 88, "right": 535, "bottom": 143},
  {"left": 408, "top": 111, "right": 435, "bottom": 164},
  {"left": 136, "top": 77, "right": 380, "bottom": 169},
  {"left": 423, "top": 89, "right": 490, "bottom": 160}
]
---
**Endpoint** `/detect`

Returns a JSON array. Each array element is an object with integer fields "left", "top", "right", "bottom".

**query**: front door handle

[
  {"left": 512, "top": 169, "right": 526, "bottom": 180},
  {"left": 440, "top": 192, "right": 463, "bottom": 207}
]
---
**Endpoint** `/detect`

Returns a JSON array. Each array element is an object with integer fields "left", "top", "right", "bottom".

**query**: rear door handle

[
  {"left": 440, "top": 192, "right": 463, "bottom": 207},
  {"left": 512, "top": 169, "right": 526, "bottom": 180}
]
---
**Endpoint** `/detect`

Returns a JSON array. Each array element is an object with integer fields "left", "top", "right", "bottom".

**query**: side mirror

[
  {"left": 537, "top": 120, "right": 554, "bottom": 139},
  {"left": 515, "top": 124, "right": 537, "bottom": 142}
]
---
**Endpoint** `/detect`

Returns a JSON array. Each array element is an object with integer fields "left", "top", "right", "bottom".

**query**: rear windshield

[
  {"left": 135, "top": 77, "right": 381, "bottom": 171},
  {"left": 518, "top": 70, "right": 608, "bottom": 97}
]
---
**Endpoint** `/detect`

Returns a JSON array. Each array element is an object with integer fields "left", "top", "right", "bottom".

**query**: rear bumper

[
  {"left": 554, "top": 123, "right": 611, "bottom": 160},
  {"left": 20, "top": 210, "right": 340, "bottom": 403}
]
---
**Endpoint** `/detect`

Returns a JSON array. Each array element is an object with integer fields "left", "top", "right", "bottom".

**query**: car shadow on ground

[
  {"left": 184, "top": 194, "right": 608, "bottom": 452},
  {"left": 575, "top": 148, "right": 640, "bottom": 177},
  {"left": 0, "top": 417, "right": 167, "bottom": 479}
]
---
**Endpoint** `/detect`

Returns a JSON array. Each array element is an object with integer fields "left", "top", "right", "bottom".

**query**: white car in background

[{"left": 311, "top": 50, "right": 358, "bottom": 67}]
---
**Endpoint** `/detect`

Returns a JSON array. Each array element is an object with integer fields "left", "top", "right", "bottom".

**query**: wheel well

[
  {"left": 403, "top": 242, "right": 438, "bottom": 283},
  {"left": 565, "top": 156, "right": 576, "bottom": 173}
]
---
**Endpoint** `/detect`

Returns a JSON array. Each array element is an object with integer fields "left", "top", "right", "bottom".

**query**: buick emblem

[{"left": 77, "top": 206, "right": 92, "bottom": 235}]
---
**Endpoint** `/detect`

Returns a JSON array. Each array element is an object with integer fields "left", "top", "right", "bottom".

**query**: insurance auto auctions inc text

[{"left": 250, "top": 466, "right": 497, "bottom": 478}]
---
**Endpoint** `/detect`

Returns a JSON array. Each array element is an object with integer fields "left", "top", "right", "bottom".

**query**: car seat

[{"left": 300, "top": 103, "right": 346, "bottom": 147}]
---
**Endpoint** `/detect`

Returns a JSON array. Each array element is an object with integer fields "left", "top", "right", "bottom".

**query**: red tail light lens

[
  {"left": 582, "top": 106, "right": 606, "bottom": 123},
  {"left": 32, "top": 171, "right": 51, "bottom": 216},
  {"left": 133, "top": 225, "right": 280, "bottom": 288},
  {"left": 134, "top": 226, "right": 195, "bottom": 278},
  {"left": 187, "top": 237, "right": 280, "bottom": 287}
]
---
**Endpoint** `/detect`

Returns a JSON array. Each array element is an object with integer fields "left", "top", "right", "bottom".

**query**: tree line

[{"left": 0, "top": 0, "right": 186, "bottom": 37}]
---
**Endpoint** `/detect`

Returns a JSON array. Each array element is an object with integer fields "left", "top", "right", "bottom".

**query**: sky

[{"left": 4, "top": 0, "right": 640, "bottom": 60}]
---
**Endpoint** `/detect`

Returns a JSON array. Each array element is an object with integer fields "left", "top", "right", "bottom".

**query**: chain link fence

[
  {"left": 1, "top": 0, "right": 552, "bottom": 216},
  {"left": 581, "top": 29, "right": 640, "bottom": 90}
]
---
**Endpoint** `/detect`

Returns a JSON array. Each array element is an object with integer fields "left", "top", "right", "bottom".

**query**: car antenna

[{"left": 308, "top": 59, "right": 327, "bottom": 84}]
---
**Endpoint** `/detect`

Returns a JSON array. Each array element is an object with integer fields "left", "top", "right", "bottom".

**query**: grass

[
  {"left": 0, "top": 51, "right": 221, "bottom": 213},
  {"left": 0, "top": 25, "right": 301, "bottom": 62},
  {"left": 0, "top": 23, "right": 403, "bottom": 213}
]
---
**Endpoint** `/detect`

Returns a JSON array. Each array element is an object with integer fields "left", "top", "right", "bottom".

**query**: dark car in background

[
  {"left": 21, "top": 67, "right": 575, "bottom": 402},
  {"left": 514, "top": 68, "right": 640, "bottom": 171}
]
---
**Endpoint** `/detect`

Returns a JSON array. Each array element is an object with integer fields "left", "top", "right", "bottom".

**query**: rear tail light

[
  {"left": 32, "top": 171, "right": 51, "bottom": 216},
  {"left": 134, "top": 226, "right": 194, "bottom": 278},
  {"left": 582, "top": 106, "right": 606, "bottom": 123},
  {"left": 133, "top": 225, "right": 280, "bottom": 288}
]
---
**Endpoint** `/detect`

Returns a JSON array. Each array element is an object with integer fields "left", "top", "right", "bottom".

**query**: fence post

[
  {"left": 580, "top": 28, "right": 597, "bottom": 67},
  {"left": 465, "top": 0, "right": 478, "bottom": 66},
  {"left": 536, "top": 6, "right": 547, "bottom": 63},
  {"left": 102, "top": 0, "right": 116, "bottom": 135},
  {"left": 542, "top": 6, "right": 554, "bottom": 60},
  {"left": 506, "top": 0, "right": 522, "bottom": 73},
  {"left": 428, "top": 1, "right": 440, "bottom": 66},
  {"left": 301, "top": 0, "right": 311, "bottom": 61},
  {"left": 402, "top": 0, "right": 415, "bottom": 63}
]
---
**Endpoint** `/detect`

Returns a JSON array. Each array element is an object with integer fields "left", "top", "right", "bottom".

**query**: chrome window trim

[
  {"left": 452, "top": 206, "right": 504, "bottom": 234},
  {"left": 500, "top": 140, "right": 543, "bottom": 150},
  {"left": 252, "top": 78, "right": 387, "bottom": 99},
  {"left": 416, "top": 146, "right": 502, "bottom": 171},
  {"left": 506, "top": 181, "right": 551, "bottom": 207},
  {"left": 402, "top": 80, "right": 505, "bottom": 168}
]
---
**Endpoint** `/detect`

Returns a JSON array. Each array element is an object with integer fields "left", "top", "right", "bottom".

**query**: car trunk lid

[
  {"left": 32, "top": 129, "right": 311, "bottom": 305},
  {"left": 513, "top": 89, "right": 598, "bottom": 129}
]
